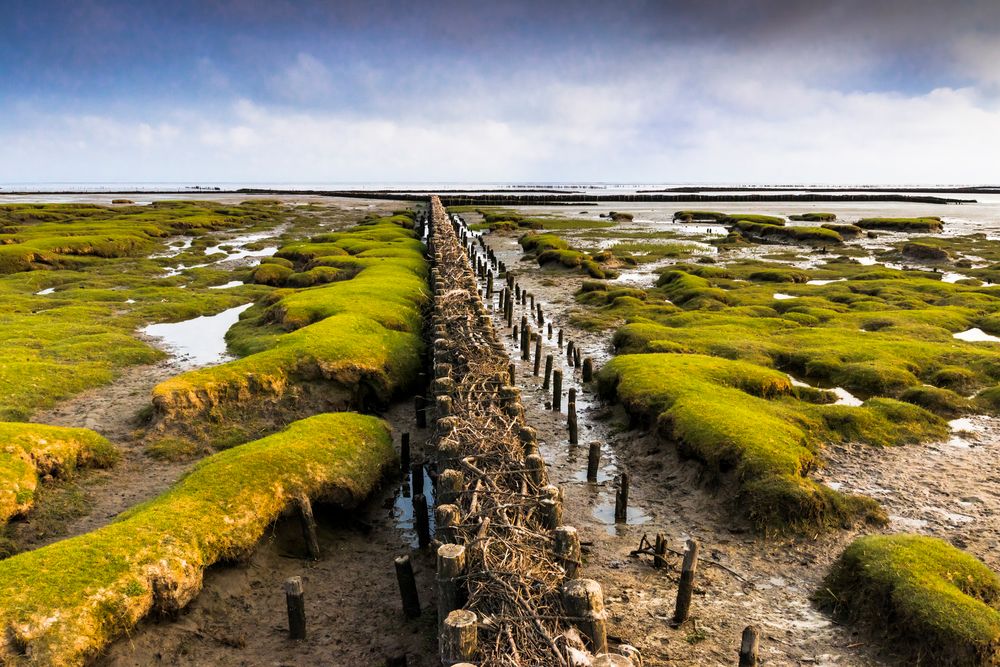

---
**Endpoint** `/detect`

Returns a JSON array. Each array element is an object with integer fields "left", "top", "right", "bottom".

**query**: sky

[{"left": 2, "top": 0, "right": 1000, "bottom": 185}]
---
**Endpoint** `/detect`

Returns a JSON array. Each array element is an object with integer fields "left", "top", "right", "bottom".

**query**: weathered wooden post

[
  {"left": 536, "top": 303, "right": 544, "bottom": 326},
  {"left": 526, "top": 454, "right": 547, "bottom": 488},
  {"left": 285, "top": 576, "right": 306, "bottom": 639},
  {"left": 562, "top": 579, "right": 608, "bottom": 654},
  {"left": 587, "top": 441, "right": 601, "bottom": 482},
  {"left": 521, "top": 325, "right": 531, "bottom": 361},
  {"left": 437, "top": 469, "right": 464, "bottom": 506},
  {"left": 583, "top": 357, "right": 594, "bottom": 382},
  {"left": 437, "top": 543, "right": 467, "bottom": 626},
  {"left": 552, "top": 369, "right": 563, "bottom": 411},
  {"left": 414, "top": 493, "right": 430, "bottom": 548},
  {"left": 614, "top": 472, "right": 629, "bottom": 523},
  {"left": 673, "top": 539, "right": 699, "bottom": 624},
  {"left": 554, "top": 525, "right": 581, "bottom": 579},
  {"left": 394, "top": 554, "right": 421, "bottom": 618},
  {"left": 435, "top": 503, "right": 461, "bottom": 543},
  {"left": 441, "top": 609, "right": 477, "bottom": 665},
  {"left": 739, "top": 625, "right": 760, "bottom": 667},
  {"left": 567, "top": 340, "right": 575, "bottom": 363},
  {"left": 486, "top": 272, "right": 493, "bottom": 298},
  {"left": 574, "top": 346, "right": 582, "bottom": 369},
  {"left": 411, "top": 462, "right": 424, "bottom": 496},
  {"left": 548, "top": 322, "right": 553, "bottom": 339},
  {"left": 400, "top": 432, "right": 410, "bottom": 475},
  {"left": 415, "top": 393, "right": 427, "bottom": 428},
  {"left": 508, "top": 362, "right": 516, "bottom": 386},
  {"left": 295, "top": 496, "right": 321, "bottom": 560},
  {"left": 653, "top": 533, "right": 668, "bottom": 569},
  {"left": 543, "top": 354, "right": 554, "bottom": 390},
  {"left": 437, "top": 394, "right": 453, "bottom": 418},
  {"left": 533, "top": 335, "right": 542, "bottom": 375},
  {"left": 558, "top": 328, "right": 564, "bottom": 348}
]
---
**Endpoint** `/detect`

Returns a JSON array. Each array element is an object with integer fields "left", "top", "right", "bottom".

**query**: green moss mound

[
  {"left": 0, "top": 423, "right": 116, "bottom": 524},
  {"left": 819, "top": 534, "right": 1000, "bottom": 665},
  {"left": 857, "top": 217, "right": 944, "bottom": 233},
  {"left": 150, "top": 217, "right": 428, "bottom": 447},
  {"left": 519, "top": 232, "right": 620, "bottom": 279},
  {"left": 789, "top": 212, "right": 837, "bottom": 222},
  {"left": 598, "top": 354, "right": 897, "bottom": 531},
  {"left": 0, "top": 412, "right": 394, "bottom": 665},
  {"left": 734, "top": 221, "right": 843, "bottom": 246}
]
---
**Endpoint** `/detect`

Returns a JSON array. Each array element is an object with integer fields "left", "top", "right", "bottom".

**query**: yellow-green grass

[
  {"left": 0, "top": 412, "right": 394, "bottom": 666},
  {"left": 0, "top": 201, "right": 304, "bottom": 421},
  {"left": 733, "top": 221, "right": 843, "bottom": 246},
  {"left": 149, "top": 216, "right": 428, "bottom": 446},
  {"left": 856, "top": 217, "right": 944, "bottom": 232},
  {"left": 519, "top": 232, "right": 619, "bottom": 279},
  {"left": 819, "top": 534, "right": 1000, "bottom": 665},
  {"left": 789, "top": 212, "right": 837, "bottom": 222},
  {"left": 598, "top": 354, "right": 945, "bottom": 530},
  {"left": 0, "top": 423, "right": 116, "bottom": 524}
]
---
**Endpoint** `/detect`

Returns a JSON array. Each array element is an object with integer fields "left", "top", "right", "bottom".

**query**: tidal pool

[{"left": 142, "top": 303, "right": 252, "bottom": 367}]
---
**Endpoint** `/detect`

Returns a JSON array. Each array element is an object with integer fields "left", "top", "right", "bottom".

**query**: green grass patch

[
  {"left": 857, "top": 217, "right": 944, "bottom": 232},
  {"left": 0, "top": 423, "right": 116, "bottom": 525},
  {"left": 819, "top": 534, "right": 1000, "bottom": 665},
  {"left": 0, "top": 412, "right": 394, "bottom": 665},
  {"left": 789, "top": 212, "right": 837, "bottom": 222}
]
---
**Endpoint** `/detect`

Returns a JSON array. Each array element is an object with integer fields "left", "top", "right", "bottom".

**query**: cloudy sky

[{"left": 2, "top": 0, "right": 999, "bottom": 185}]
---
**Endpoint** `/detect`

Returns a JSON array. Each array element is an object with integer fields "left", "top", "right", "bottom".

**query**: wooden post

[
  {"left": 530, "top": 293, "right": 535, "bottom": 309},
  {"left": 558, "top": 328, "right": 564, "bottom": 348},
  {"left": 441, "top": 609, "right": 477, "bottom": 665},
  {"left": 537, "top": 303, "right": 543, "bottom": 326},
  {"left": 436, "top": 394, "right": 453, "bottom": 418},
  {"left": 568, "top": 404, "right": 579, "bottom": 445},
  {"left": 285, "top": 576, "right": 306, "bottom": 639},
  {"left": 415, "top": 394, "right": 427, "bottom": 428},
  {"left": 568, "top": 387, "right": 577, "bottom": 412},
  {"left": 583, "top": 357, "right": 594, "bottom": 382},
  {"left": 739, "top": 625, "right": 760, "bottom": 667},
  {"left": 543, "top": 354, "right": 554, "bottom": 390},
  {"left": 436, "top": 504, "right": 461, "bottom": 543},
  {"left": 513, "top": 324, "right": 518, "bottom": 341},
  {"left": 438, "top": 469, "right": 464, "bottom": 506},
  {"left": 508, "top": 362, "right": 516, "bottom": 386},
  {"left": 394, "top": 555, "right": 421, "bottom": 618},
  {"left": 295, "top": 496, "right": 321, "bottom": 560},
  {"left": 574, "top": 346, "right": 582, "bottom": 368},
  {"left": 437, "top": 544, "right": 467, "bottom": 626},
  {"left": 653, "top": 533, "right": 667, "bottom": 569},
  {"left": 486, "top": 272, "right": 493, "bottom": 298},
  {"left": 614, "top": 472, "right": 629, "bottom": 523},
  {"left": 561, "top": 579, "right": 608, "bottom": 654},
  {"left": 673, "top": 539, "right": 699, "bottom": 624},
  {"left": 521, "top": 324, "right": 530, "bottom": 361},
  {"left": 548, "top": 322, "right": 553, "bottom": 339},
  {"left": 413, "top": 493, "right": 430, "bottom": 549},
  {"left": 400, "top": 432, "right": 410, "bottom": 475},
  {"left": 554, "top": 525, "right": 581, "bottom": 579},
  {"left": 552, "top": 369, "right": 563, "bottom": 411},
  {"left": 567, "top": 340, "right": 575, "bottom": 363},
  {"left": 411, "top": 462, "right": 424, "bottom": 496},
  {"left": 526, "top": 454, "right": 547, "bottom": 488},
  {"left": 533, "top": 335, "right": 542, "bottom": 376},
  {"left": 587, "top": 441, "right": 601, "bottom": 482}
]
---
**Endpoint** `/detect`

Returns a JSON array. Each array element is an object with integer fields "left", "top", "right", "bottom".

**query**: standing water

[{"left": 142, "top": 303, "right": 253, "bottom": 368}]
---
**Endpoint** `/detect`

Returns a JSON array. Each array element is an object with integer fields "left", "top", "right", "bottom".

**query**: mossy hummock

[
  {"left": 149, "top": 215, "right": 428, "bottom": 447},
  {"left": 0, "top": 423, "right": 117, "bottom": 525},
  {"left": 0, "top": 412, "right": 394, "bottom": 666},
  {"left": 819, "top": 534, "right": 1000, "bottom": 665}
]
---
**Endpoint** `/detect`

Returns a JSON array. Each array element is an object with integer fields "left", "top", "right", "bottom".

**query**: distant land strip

[
  {"left": 0, "top": 188, "right": 975, "bottom": 205},
  {"left": 639, "top": 185, "right": 1000, "bottom": 195}
]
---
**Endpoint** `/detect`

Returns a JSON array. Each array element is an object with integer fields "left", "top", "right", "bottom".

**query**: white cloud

[{"left": 270, "top": 53, "right": 335, "bottom": 104}]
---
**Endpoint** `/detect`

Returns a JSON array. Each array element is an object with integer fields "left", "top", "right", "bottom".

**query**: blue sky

[{"left": 2, "top": 0, "right": 1000, "bottom": 184}]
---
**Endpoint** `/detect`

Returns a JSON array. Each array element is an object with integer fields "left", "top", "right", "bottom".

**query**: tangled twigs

[{"left": 426, "top": 196, "right": 574, "bottom": 665}]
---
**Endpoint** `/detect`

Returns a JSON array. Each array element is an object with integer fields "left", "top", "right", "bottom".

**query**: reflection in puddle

[
  {"left": 954, "top": 328, "right": 1000, "bottom": 343},
  {"left": 142, "top": 303, "right": 252, "bottom": 367},
  {"left": 805, "top": 278, "right": 846, "bottom": 286},
  {"left": 209, "top": 280, "right": 244, "bottom": 289},
  {"left": 773, "top": 293, "right": 796, "bottom": 300},
  {"left": 592, "top": 494, "right": 652, "bottom": 534},
  {"left": 393, "top": 468, "right": 436, "bottom": 548}
]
